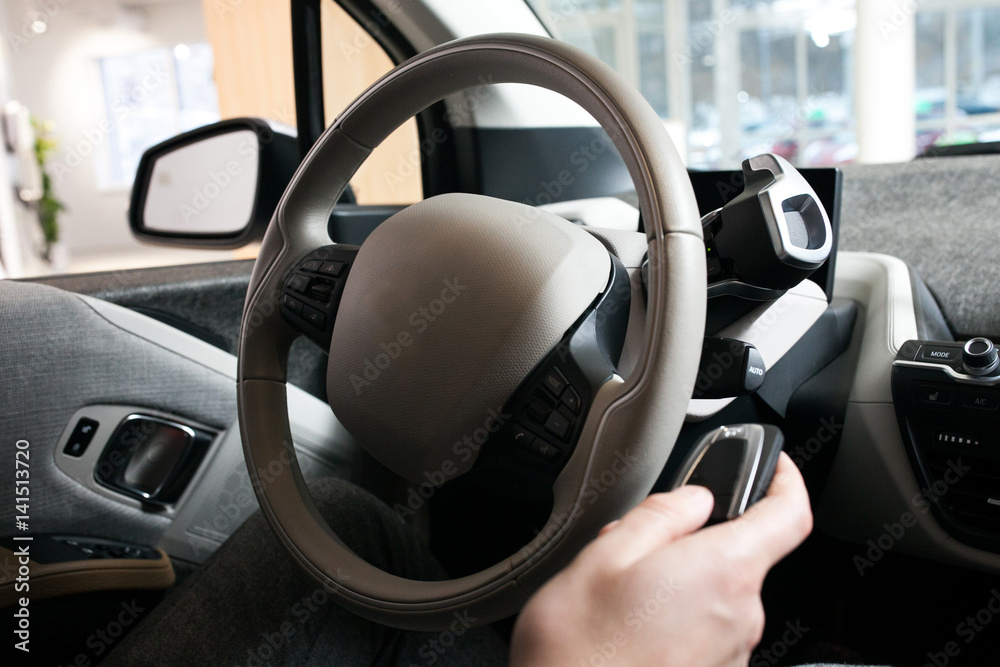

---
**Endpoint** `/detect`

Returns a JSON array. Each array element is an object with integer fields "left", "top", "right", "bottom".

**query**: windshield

[{"left": 526, "top": 0, "right": 1000, "bottom": 169}]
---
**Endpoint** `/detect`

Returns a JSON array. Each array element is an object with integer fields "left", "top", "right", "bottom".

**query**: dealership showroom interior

[{"left": 4, "top": 0, "right": 1000, "bottom": 665}]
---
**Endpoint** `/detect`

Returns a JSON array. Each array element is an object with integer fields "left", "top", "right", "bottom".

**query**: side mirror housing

[{"left": 128, "top": 118, "right": 297, "bottom": 248}]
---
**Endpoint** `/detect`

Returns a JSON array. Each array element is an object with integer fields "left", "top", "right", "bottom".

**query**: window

[
  {"left": 527, "top": 0, "right": 1000, "bottom": 169},
  {"left": 318, "top": 0, "right": 423, "bottom": 205},
  {"left": 917, "top": 5, "right": 1000, "bottom": 148},
  {"left": 98, "top": 44, "right": 220, "bottom": 189}
]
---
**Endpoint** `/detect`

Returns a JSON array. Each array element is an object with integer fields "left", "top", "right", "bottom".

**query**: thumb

[{"left": 589, "top": 485, "right": 715, "bottom": 569}]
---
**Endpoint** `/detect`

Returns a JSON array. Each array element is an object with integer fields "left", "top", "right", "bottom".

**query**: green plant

[{"left": 32, "top": 118, "right": 65, "bottom": 258}]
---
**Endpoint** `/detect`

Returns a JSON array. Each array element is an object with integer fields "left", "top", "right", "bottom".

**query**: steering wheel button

[
  {"left": 530, "top": 440, "right": 560, "bottom": 461},
  {"left": 527, "top": 397, "right": 553, "bottom": 423},
  {"left": 512, "top": 425, "right": 535, "bottom": 450},
  {"left": 560, "top": 387, "right": 581, "bottom": 414},
  {"left": 320, "top": 261, "right": 347, "bottom": 277},
  {"left": 544, "top": 410, "right": 572, "bottom": 440},
  {"left": 308, "top": 282, "right": 334, "bottom": 304},
  {"left": 282, "top": 294, "right": 303, "bottom": 315},
  {"left": 302, "top": 306, "right": 326, "bottom": 330},
  {"left": 287, "top": 274, "right": 309, "bottom": 294},
  {"left": 301, "top": 260, "right": 323, "bottom": 272},
  {"left": 541, "top": 368, "right": 568, "bottom": 397}
]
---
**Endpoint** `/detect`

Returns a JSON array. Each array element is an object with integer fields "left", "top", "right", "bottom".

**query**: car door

[{"left": 0, "top": 2, "right": 428, "bottom": 663}]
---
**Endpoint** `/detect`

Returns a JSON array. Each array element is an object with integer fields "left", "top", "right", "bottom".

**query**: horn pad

[{"left": 326, "top": 193, "right": 612, "bottom": 483}]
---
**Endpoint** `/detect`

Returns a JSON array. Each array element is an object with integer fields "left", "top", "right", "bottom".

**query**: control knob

[{"left": 963, "top": 337, "right": 999, "bottom": 376}]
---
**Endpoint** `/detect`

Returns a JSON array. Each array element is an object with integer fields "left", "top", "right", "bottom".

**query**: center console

[{"left": 892, "top": 337, "right": 1000, "bottom": 551}]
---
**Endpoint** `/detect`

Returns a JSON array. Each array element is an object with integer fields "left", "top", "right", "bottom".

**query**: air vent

[{"left": 923, "top": 450, "right": 1000, "bottom": 537}]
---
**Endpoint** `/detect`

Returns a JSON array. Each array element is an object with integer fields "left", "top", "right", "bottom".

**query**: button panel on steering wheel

[
  {"left": 468, "top": 254, "right": 632, "bottom": 493},
  {"left": 280, "top": 245, "right": 359, "bottom": 349}
]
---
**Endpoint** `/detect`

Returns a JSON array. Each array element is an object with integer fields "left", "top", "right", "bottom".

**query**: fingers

[
  {"left": 590, "top": 485, "right": 715, "bottom": 567},
  {"left": 699, "top": 453, "right": 813, "bottom": 573},
  {"left": 598, "top": 520, "right": 620, "bottom": 536}
]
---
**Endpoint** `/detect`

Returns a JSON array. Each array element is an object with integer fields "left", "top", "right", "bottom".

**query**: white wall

[
  {"left": 0, "top": 8, "right": 21, "bottom": 278},
  {"left": 2, "top": 0, "right": 211, "bottom": 264}
]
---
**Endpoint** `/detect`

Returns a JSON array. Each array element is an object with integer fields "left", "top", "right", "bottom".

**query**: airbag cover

[{"left": 326, "top": 193, "right": 612, "bottom": 483}]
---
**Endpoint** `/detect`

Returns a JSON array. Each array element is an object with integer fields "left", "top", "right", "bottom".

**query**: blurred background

[{"left": 0, "top": 0, "right": 997, "bottom": 278}]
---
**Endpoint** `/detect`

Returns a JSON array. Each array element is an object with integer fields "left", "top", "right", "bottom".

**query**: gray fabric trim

[
  {"left": 26, "top": 261, "right": 329, "bottom": 401},
  {"left": 103, "top": 477, "right": 508, "bottom": 667},
  {"left": 838, "top": 154, "right": 1000, "bottom": 339},
  {"left": 0, "top": 280, "right": 237, "bottom": 545}
]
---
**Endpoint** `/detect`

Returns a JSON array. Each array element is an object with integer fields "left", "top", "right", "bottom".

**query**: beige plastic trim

[
  {"left": 687, "top": 279, "right": 829, "bottom": 421},
  {"left": 818, "top": 252, "right": 1000, "bottom": 575},
  {"left": 0, "top": 546, "right": 174, "bottom": 608},
  {"left": 238, "top": 33, "right": 705, "bottom": 630}
]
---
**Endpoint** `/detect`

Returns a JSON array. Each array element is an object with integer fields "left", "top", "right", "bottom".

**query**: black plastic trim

[
  {"left": 128, "top": 118, "right": 298, "bottom": 249},
  {"left": 291, "top": 0, "right": 326, "bottom": 159},
  {"left": 756, "top": 299, "right": 858, "bottom": 418},
  {"left": 688, "top": 167, "right": 843, "bottom": 303},
  {"left": 331, "top": 0, "right": 458, "bottom": 197},
  {"left": 453, "top": 127, "right": 633, "bottom": 204}
]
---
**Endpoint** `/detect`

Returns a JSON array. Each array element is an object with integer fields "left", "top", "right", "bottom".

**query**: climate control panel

[{"left": 892, "top": 338, "right": 1000, "bottom": 551}]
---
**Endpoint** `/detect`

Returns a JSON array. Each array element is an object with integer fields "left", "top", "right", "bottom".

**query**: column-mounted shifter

[
  {"left": 702, "top": 154, "right": 833, "bottom": 301},
  {"left": 692, "top": 337, "right": 767, "bottom": 399}
]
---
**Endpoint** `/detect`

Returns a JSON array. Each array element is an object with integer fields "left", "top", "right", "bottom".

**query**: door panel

[
  {"left": 0, "top": 280, "right": 236, "bottom": 546},
  {"left": 28, "top": 261, "right": 329, "bottom": 400}
]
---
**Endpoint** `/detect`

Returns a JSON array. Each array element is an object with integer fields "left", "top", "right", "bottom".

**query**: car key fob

[{"left": 670, "top": 424, "right": 784, "bottom": 525}]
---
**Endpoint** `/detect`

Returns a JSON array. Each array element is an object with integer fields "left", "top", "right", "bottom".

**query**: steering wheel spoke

[
  {"left": 279, "top": 244, "right": 359, "bottom": 348},
  {"left": 471, "top": 255, "right": 632, "bottom": 491}
]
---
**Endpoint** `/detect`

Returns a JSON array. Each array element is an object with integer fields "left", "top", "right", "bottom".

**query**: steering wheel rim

[{"left": 237, "top": 33, "right": 706, "bottom": 631}]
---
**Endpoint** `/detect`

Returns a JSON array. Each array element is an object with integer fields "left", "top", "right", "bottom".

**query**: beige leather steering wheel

[{"left": 237, "top": 32, "right": 705, "bottom": 631}]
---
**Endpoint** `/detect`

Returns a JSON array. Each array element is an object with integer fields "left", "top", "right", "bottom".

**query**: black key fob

[{"left": 670, "top": 424, "right": 784, "bottom": 524}]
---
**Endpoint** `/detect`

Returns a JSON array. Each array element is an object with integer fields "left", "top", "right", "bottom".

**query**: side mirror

[{"left": 129, "top": 118, "right": 297, "bottom": 248}]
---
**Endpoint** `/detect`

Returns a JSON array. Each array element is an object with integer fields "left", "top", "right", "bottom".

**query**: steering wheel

[{"left": 237, "top": 33, "right": 705, "bottom": 631}]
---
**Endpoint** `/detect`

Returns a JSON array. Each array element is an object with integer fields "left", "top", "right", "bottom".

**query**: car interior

[{"left": 3, "top": 0, "right": 1000, "bottom": 665}]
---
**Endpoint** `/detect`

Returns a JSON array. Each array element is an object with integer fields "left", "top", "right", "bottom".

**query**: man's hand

[{"left": 510, "top": 453, "right": 812, "bottom": 667}]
